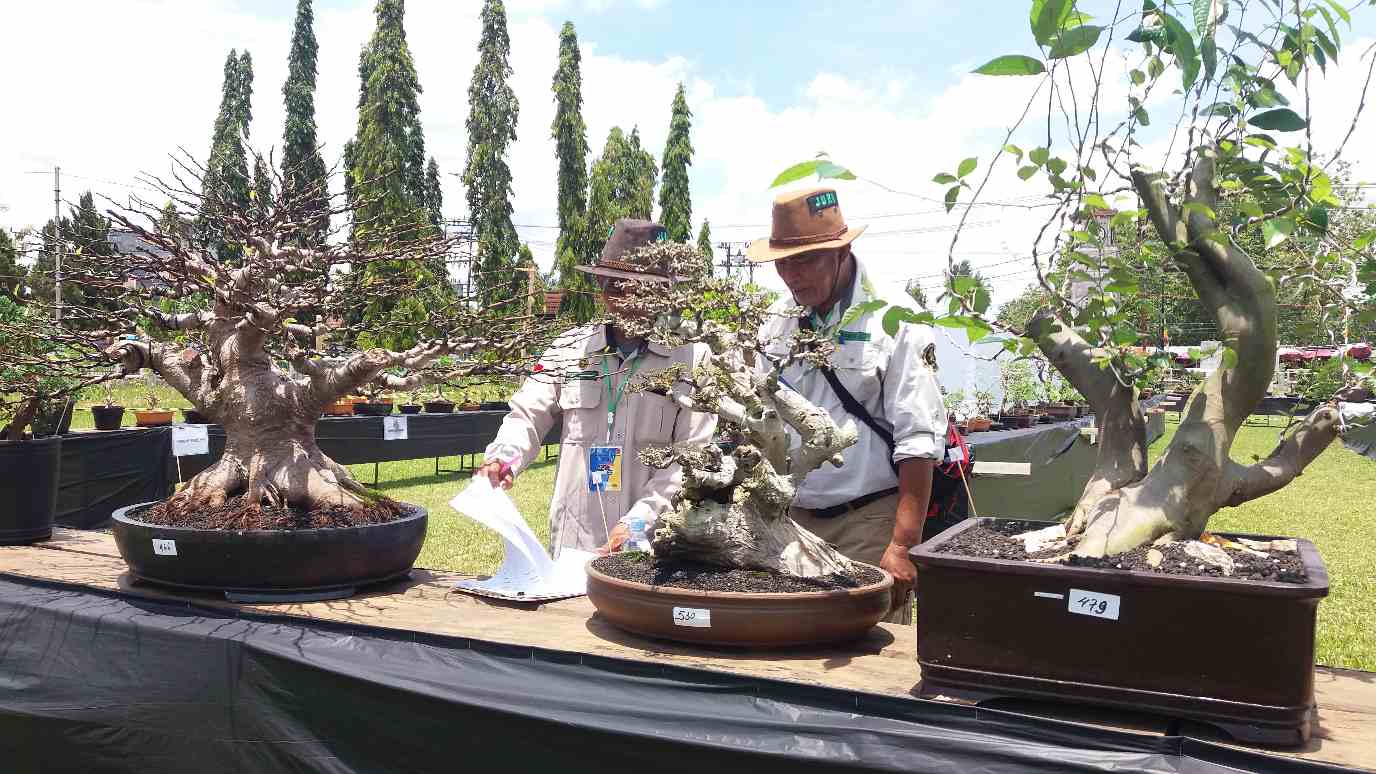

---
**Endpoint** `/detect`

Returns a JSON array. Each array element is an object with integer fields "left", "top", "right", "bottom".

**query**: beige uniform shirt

[{"left": 485, "top": 324, "right": 716, "bottom": 555}]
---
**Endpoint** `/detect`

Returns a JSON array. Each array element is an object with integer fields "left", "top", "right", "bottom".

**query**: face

[
  {"left": 599, "top": 277, "right": 651, "bottom": 321},
  {"left": 773, "top": 246, "right": 847, "bottom": 308}
]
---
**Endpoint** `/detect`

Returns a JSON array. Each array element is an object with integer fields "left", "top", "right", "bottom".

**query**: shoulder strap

[{"left": 799, "top": 316, "right": 898, "bottom": 472}]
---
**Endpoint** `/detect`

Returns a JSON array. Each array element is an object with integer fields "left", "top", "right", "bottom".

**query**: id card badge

[{"left": 588, "top": 446, "right": 623, "bottom": 492}]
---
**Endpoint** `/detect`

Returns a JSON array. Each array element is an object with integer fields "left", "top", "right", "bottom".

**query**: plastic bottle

[{"left": 623, "top": 516, "right": 652, "bottom": 553}]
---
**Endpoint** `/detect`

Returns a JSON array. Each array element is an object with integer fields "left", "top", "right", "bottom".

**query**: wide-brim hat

[
  {"left": 746, "top": 186, "right": 867, "bottom": 263},
  {"left": 576, "top": 218, "right": 675, "bottom": 283}
]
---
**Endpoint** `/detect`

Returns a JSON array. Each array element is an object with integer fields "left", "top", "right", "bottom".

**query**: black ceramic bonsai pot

[
  {"left": 352, "top": 401, "right": 393, "bottom": 416},
  {"left": 912, "top": 517, "right": 1328, "bottom": 746},
  {"left": 479, "top": 401, "right": 510, "bottom": 411},
  {"left": 91, "top": 405, "right": 125, "bottom": 430},
  {"left": 0, "top": 436, "right": 61, "bottom": 545},
  {"left": 111, "top": 502, "right": 428, "bottom": 596},
  {"left": 398, "top": 404, "right": 422, "bottom": 415},
  {"left": 182, "top": 409, "right": 211, "bottom": 424},
  {"left": 423, "top": 400, "right": 454, "bottom": 414}
]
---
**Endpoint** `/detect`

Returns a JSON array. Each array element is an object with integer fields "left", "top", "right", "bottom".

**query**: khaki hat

[
  {"left": 746, "top": 186, "right": 867, "bottom": 263},
  {"left": 576, "top": 219, "right": 674, "bottom": 283}
]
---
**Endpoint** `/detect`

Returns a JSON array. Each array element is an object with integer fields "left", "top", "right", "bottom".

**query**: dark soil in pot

[
  {"left": 91, "top": 405, "right": 125, "bottom": 431},
  {"left": 398, "top": 404, "right": 422, "bottom": 415},
  {"left": 593, "top": 554, "right": 882, "bottom": 593},
  {"left": 423, "top": 400, "right": 454, "bottom": 414},
  {"left": 140, "top": 494, "right": 406, "bottom": 531},
  {"left": 353, "top": 402, "right": 393, "bottom": 416}
]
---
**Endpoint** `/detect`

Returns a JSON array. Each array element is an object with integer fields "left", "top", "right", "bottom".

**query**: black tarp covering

[
  {"left": 0, "top": 574, "right": 1351, "bottom": 774},
  {"left": 56, "top": 428, "right": 175, "bottom": 529}
]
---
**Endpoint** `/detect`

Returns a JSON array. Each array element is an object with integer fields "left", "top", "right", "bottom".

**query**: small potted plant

[
  {"left": 133, "top": 386, "right": 174, "bottom": 427},
  {"left": 322, "top": 395, "right": 354, "bottom": 417},
  {"left": 352, "top": 387, "right": 394, "bottom": 416},
  {"left": 480, "top": 382, "right": 511, "bottom": 411},
  {"left": 399, "top": 389, "right": 423, "bottom": 415},
  {"left": 458, "top": 388, "right": 482, "bottom": 412},
  {"left": 943, "top": 389, "right": 968, "bottom": 434},
  {"left": 997, "top": 361, "right": 1038, "bottom": 429},
  {"left": 968, "top": 387, "right": 995, "bottom": 432},
  {"left": 91, "top": 382, "right": 127, "bottom": 431},
  {"left": 423, "top": 385, "right": 454, "bottom": 414}
]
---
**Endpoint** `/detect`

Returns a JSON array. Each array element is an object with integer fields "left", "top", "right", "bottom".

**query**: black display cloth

[
  {"left": 0, "top": 573, "right": 1348, "bottom": 774},
  {"left": 56, "top": 429, "right": 175, "bottom": 530}
]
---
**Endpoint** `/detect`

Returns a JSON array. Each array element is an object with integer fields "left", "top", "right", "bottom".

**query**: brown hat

[
  {"left": 746, "top": 186, "right": 867, "bottom": 263},
  {"left": 576, "top": 218, "right": 673, "bottom": 283}
]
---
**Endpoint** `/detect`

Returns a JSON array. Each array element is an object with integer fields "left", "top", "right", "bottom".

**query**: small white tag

[
  {"left": 1033, "top": 591, "right": 1064, "bottom": 599},
  {"left": 672, "top": 607, "right": 711, "bottom": 628},
  {"left": 946, "top": 445, "right": 966, "bottom": 464},
  {"left": 383, "top": 415, "right": 408, "bottom": 440},
  {"left": 152, "top": 539, "right": 178, "bottom": 557},
  {"left": 1068, "top": 588, "right": 1120, "bottom": 620},
  {"left": 170, "top": 424, "right": 209, "bottom": 457}
]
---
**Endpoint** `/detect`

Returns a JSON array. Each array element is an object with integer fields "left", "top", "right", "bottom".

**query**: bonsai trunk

[{"left": 1036, "top": 151, "right": 1342, "bottom": 558}]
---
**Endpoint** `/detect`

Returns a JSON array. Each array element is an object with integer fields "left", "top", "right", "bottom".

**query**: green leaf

[
  {"left": 1181, "top": 201, "right": 1217, "bottom": 221},
  {"left": 1049, "top": 25, "right": 1104, "bottom": 59},
  {"left": 957, "top": 157, "right": 978, "bottom": 178},
  {"left": 1221, "top": 346, "right": 1238, "bottom": 369},
  {"left": 881, "top": 306, "right": 934, "bottom": 336},
  {"left": 1084, "top": 193, "right": 1109, "bottom": 210},
  {"left": 1126, "top": 25, "right": 1167, "bottom": 46},
  {"left": 1203, "top": 101, "right": 1236, "bottom": 117},
  {"left": 943, "top": 186, "right": 960, "bottom": 213},
  {"left": 1004, "top": 144, "right": 1024, "bottom": 161},
  {"left": 932, "top": 173, "right": 959, "bottom": 185},
  {"left": 972, "top": 286, "right": 992, "bottom": 315},
  {"left": 1160, "top": 13, "right": 1200, "bottom": 90},
  {"left": 1130, "top": 68, "right": 1146, "bottom": 85},
  {"left": 770, "top": 160, "right": 821, "bottom": 188},
  {"left": 1192, "top": 0, "right": 1214, "bottom": 37},
  {"left": 1248, "top": 108, "right": 1307, "bottom": 132},
  {"left": 1262, "top": 217, "right": 1294, "bottom": 249},
  {"left": 841, "top": 299, "right": 887, "bottom": 330},
  {"left": 1200, "top": 36, "right": 1218, "bottom": 83},
  {"left": 1354, "top": 229, "right": 1376, "bottom": 252},
  {"left": 815, "top": 161, "right": 857, "bottom": 180},
  {"left": 1029, "top": 147, "right": 1050, "bottom": 166},
  {"left": 1017, "top": 165, "right": 1039, "bottom": 181},
  {"left": 964, "top": 318, "right": 995, "bottom": 344},
  {"left": 1046, "top": 157, "right": 1067, "bottom": 175},
  {"left": 934, "top": 316, "right": 967, "bottom": 330},
  {"left": 952, "top": 275, "right": 979, "bottom": 295},
  {"left": 1030, "top": 0, "right": 1073, "bottom": 45},
  {"left": 972, "top": 55, "right": 1046, "bottom": 76},
  {"left": 1251, "top": 86, "right": 1288, "bottom": 108},
  {"left": 1306, "top": 205, "right": 1330, "bottom": 234},
  {"left": 1321, "top": 0, "right": 1350, "bottom": 25}
]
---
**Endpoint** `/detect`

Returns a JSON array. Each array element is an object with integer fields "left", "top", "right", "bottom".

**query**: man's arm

[
  {"left": 881, "top": 457, "right": 935, "bottom": 610},
  {"left": 477, "top": 351, "right": 564, "bottom": 488}
]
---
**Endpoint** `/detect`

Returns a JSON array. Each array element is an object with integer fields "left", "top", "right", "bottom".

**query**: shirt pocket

[
  {"left": 558, "top": 377, "right": 605, "bottom": 443},
  {"left": 832, "top": 340, "right": 882, "bottom": 404},
  {"left": 636, "top": 392, "right": 679, "bottom": 445}
]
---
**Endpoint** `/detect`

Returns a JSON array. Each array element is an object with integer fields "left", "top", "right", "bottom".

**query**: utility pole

[
  {"left": 53, "top": 166, "right": 63, "bottom": 322},
  {"left": 717, "top": 241, "right": 753, "bottom": 284}
]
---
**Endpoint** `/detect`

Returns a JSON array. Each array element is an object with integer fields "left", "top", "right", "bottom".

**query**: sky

[{"left": 3, "top": 0, "right": 1375, "bottom": 315}]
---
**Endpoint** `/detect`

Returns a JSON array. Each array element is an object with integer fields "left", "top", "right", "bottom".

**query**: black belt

[{"left": 805, "top": 487, "right": 899, "bottom": 520}]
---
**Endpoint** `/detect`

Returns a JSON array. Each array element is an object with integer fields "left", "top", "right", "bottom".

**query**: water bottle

[{"left": 624, "top": 516, "right": 652, "bottom": 553}]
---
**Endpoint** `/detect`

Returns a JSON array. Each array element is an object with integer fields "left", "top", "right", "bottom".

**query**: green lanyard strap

[{"left": 602, "top": 349, "right": 644, "bottom": 443}]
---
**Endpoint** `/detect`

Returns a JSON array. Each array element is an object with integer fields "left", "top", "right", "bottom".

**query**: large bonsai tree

[
  {"left": 3, "top": 157, "right": 552, "bottom": 521},
  {"left": 776, "top": 0, "right": 1375, "bottom": 558}
]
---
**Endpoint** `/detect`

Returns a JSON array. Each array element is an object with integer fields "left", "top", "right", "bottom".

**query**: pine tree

[
  {"left": 252, "top": 156, "right": 273, "bottom": 223},
  {"left": 550, "top": 21, "right": 595, "bottom": 321},
  {"left": 464, "top": 0, "right": 521, "bottom": 307},
  {"left": 25, "top": 217, "right": 77, "bottom": 309},
  {"left": 423, "top": 156, "right": 443, "bottom": 229},
  {"left": 658, "top": 83, "right": 693, "bottom": 242},
  {"left": 0, "top": 230, "right": 20, "bottom": 298},
  {"left": 696, "top": 219, "right": 713, "bottom": 271},
  {"left": 586, "top": 127, "right": 658, "bottom": 261},
  {"left": 200, "top": 50, "right": 254, "bottom": 262},
  {"left": 281, "top": 0, "right": 329, "bottom": 247}
]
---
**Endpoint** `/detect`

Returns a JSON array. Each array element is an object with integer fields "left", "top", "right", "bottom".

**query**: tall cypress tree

[
  {"left": 658, "top": 83, "right": 693, "bottom": 242},
  {"left": 696, "top": 219, "right": 713, "bottom": 271},
  {"left": 281, "top": 0, "right": 329, "bottom": 247},
  {"left": 464, "top": 0, "right": 521, "bottom": 307},
  {"left": 200, "top": 50, "right": 254, "bottom": 262},
  {"left": 0, "top": 229, "right": 20, "bottom": 298},
  {"left": 551, "top": 21, "right": 595, "bottom": 321},
  {"left": 423, "top": 156, "right": 443, "bottom": 229},
  {"left": 586, "top": 126, "right": 658, "bottom": 262}
]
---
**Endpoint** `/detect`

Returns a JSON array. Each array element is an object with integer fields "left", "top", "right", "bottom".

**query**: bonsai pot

[
  {"left": 1075, "top": 404, "right": 1090, "bottom": 417},
  {"left": 912, "top": 518, "right": 1329, "bottom": 746},
  {"left": 966, "top": 417, "right": 993, "bottom": 433},
  {"left": 91, "top": 405, "right": 126, "bottom": 431},
  {"left": 586, "top": 560, "right": 893, "bottom": 648},
  {"left": 398, "top": 404, "right": 422, "bottom": 415},
  {"left": 111, "top": 502, "right": 428, "bottom": 596},
  {"left": 479, "top": 401, "right": 510, "bottom": 411},
  {"left": 0, "top": 436, "right": 61, "bottom": 545},
  {"left": 134, "top": 409, "right": 175, "bottom": 427},
  {"left": 352, "top": 402, "right": 393, "bottom": 416},
  {"left": 423, "top": 400, "right": 454, "bottom": 414},
  {"left": 182, "top": 408, "right": 210, "bottom": 424},
  {"left": 998, "top": 413, "right": 1034, "bottom": 429},
  {"left": 32, "top": 399, "right": 77, "bottom": 437},
  {"left": 459, "top": 401, "right": 482, "bottom": 412},
  {"left": 322, "top": 400, "right": 353, "bottom": 417},
  {"left": 1044, "top": 404, "right": 1078, "bottom": 420}
]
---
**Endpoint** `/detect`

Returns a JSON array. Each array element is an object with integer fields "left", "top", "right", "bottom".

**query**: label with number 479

[
  {"left": 672, "top": 607, "right": 711, "bottom": 628},
  {"left": 152, "top": 539, "right": 178, "bottom": 557},
  {"left": 1068, "top": 588, "right": 1120, "bottom": 620}
]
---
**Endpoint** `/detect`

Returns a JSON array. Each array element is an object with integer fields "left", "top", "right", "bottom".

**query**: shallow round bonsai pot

[
  {"left": 585, "top": 559, "right": 893, "bottom": 647},
  {"left": 352, "top": 402, "right": 393, "bottom": 416},
  {"left": 111, "top": 502, "right": 428, "bottom": 595},
  {"left": 398, "top": 404, "right": 422, "bottom": 415},
  {"left": 134, "top": 409, "right": 174, "bottom": 427},
  {"left": 0, "top": 436, "right": 61, "bottom": 545},
  {"left": 423, "top": 400, "right": 454, "bottom": 414},
  {"left": 90, "top": 405, "right": 125, "bottom": 430}
]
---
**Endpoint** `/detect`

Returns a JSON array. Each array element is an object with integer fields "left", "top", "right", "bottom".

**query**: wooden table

[{"left": 3, "top": 529, "right": 1373, "bottom": 771}]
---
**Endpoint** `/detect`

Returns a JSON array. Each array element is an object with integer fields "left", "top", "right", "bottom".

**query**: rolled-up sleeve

[
  {"left": 484, "top": 357, "right": 561, "bottom": 477},
  {"left": 883, "top": 323, "right": 947, "bottom": 462}
]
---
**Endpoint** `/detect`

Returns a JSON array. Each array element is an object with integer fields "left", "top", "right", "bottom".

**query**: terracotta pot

[
  {"left": 586, "top": 560, "right": 893, "bottom": 648},
  {"left": 966, "top": 417, "right": 993, "bottom": 433},
  {"left": 322, "top": 401, "right": 353, "bottom": 417},
  {"left": 459, "top": 402, "right": 482, "bottom": 412},
  {"left": 398, "top": 404, "right": 422, "bottom": 415},
  {"left": 423, "top": 400, "right": 454, "bottom": 414},
  {"left": 912, "top": 518, "right": 1329, "bottom": 746},
  {"left": 91, "top": 405, "right": 125, "bottom": 431},
  {"left": 134, "top": 409, "right": 174, "bottom": 427}
]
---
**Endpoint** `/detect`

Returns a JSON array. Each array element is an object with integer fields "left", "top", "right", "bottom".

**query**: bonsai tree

[
  {"left": 998, "top": 359, "right": 1039, "bottom": 414},
  {"left": 2, "top": 155, "right": 556, "bottom": 522},
  {"left": 775, "top": 0, "right": 1375, "bottom": 559}
]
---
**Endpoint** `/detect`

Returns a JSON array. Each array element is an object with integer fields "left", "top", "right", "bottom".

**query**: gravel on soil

[
  {"left": 135, "top": 496, "right": 406, "bottom": 531},
  {"left": 593, "top": 554, "right": 884, "bottom": 593}
]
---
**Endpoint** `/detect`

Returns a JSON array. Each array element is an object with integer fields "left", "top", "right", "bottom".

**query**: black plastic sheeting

[
  {"left": 56, "top": 428, "right": 174, "bottom": 529},
  {"left": 0, "top": 574, "right": 1354, "bottom": 774}
]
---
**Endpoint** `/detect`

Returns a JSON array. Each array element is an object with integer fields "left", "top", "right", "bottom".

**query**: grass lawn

[{"left": 61, "top": 384, "right": 1374, "bottom": 670}]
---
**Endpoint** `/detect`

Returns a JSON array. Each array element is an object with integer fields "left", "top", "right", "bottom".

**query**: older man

[
  {"left": 477, "top": 219, "right": 716, "bottom": 556},
  {"left": 748, "top": 187, "right": 947, "bottom": 622}
]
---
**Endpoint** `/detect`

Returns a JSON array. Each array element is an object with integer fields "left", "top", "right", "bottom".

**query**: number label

[
  {"left": 672, "top": 607, "right": 711, "bottom": 628},
  {"left": 383, "top": 416, "right": 408, "bottom": 440},
  {"left": 152, "top": 539, "right": 178, "bottom": 557},
  {"left": 1068, "top": 588, "right": 1120, "bottom": 620}
]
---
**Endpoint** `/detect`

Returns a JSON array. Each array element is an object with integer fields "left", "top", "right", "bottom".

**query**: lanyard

[{"left": 602, "top": 349, "right": 644, "bottom": 443}]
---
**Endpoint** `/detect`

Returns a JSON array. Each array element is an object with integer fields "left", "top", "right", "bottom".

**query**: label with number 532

[
  {"left": 1067, "top": 588, "right": 1120, "bottom": 621},
  {"left": 671, "top": 606, "right": 711, "bottom": 628}
]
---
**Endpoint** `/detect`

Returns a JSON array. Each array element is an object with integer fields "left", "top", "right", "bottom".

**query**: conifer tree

[
  {"left": 696, "top": 219, "right": 712, "bottom": 271},
  {"left": 281, "top": 0, "right": 329, "bottom": 247},
  {"left": 658, "top": 83, "right": 693, "bottom": 242},
  {"left": 200, "top": 50, "right": 254, "bottom": 262},
  {"left": 0, "top": 230, "right": 19, "bottom": 298},
  {"left": 586, "top": 127, "right": 658, "bottom": 262},
  {"left": 252, "top": 157, "right": 273, "bottom": 222},
  {"left": 551, "top": 21, "right": 594, "bottom": 321},
  {"left": 424, "top": 156, "right": 443, "bottom": 229},
  {"left": 464, "top": 0, "right": 521, "bottom": 307}
]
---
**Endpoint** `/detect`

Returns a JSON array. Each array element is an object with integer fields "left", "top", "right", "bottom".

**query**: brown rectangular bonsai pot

[{"left": 911, "top": 518, "right": 1329, "bottom": 747}]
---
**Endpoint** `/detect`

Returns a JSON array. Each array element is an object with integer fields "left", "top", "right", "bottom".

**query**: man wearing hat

[
  {"left": 477, "top": 219, "right": 716, "bottom": 555},
  {"left": 749, "top": 188, "right": 946, "bottom": 623}
]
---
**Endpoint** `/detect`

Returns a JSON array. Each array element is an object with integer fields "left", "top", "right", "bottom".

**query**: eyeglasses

[{"left": 775, "top": 247, "right": 843, "bottom": 271}]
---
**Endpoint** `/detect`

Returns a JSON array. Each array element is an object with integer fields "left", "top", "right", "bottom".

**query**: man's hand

[
  {"left": 880, "top": 541, "right": 917, "bottom": 614},
  {"left": 475, "top": 460, "right": 515, "bottom": 490},
  {"left": 598, "top": 522, "right": 630, "bottom": 556}
]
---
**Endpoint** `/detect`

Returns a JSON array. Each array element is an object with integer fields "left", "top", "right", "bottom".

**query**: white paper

[
  {"left": 383, "top": 416, "right": 408, "bottom": 440},
  {"left": 672, "top": 607, "right": 711, "bottom": 628},
  {"left": 448, "top": 478, "right": 592, "bottom": 601},
  {"left": 171, "top": 425, "right": 209, "bottom": 457},
  {"left": 1068, "top": 588, "right": 1121, "bottom": 621},
  {"left": 152, "top": 539, "right": 177, "bottom": 556}
]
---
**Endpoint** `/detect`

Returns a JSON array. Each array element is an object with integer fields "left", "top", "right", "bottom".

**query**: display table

[{"left": 2, "top": 530, "right": 1371, "bottom": 773}]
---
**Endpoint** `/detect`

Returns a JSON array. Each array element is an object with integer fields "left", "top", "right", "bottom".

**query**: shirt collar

[{"left": 809, "top": 254, "right": 864, "bottom": 323}]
